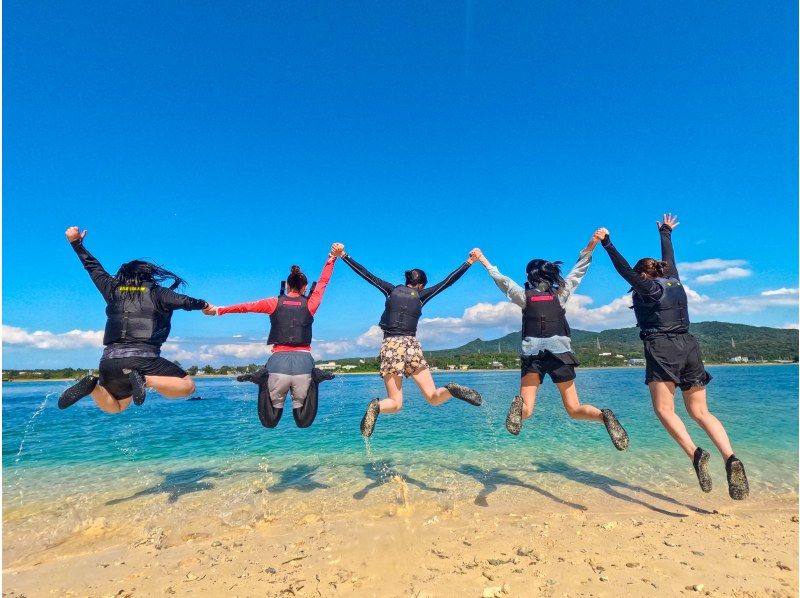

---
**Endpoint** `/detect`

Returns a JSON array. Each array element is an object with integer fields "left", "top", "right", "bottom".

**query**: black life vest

[
  {"left": 267, "top": 281, "right": 316, "bottom": 346},
  {"left": 379, "top": 285, "right": 423, "bottom": 336},
  {"left": 103, "top": 282, "right": 173, "bottom": 347},
  {"left": 521, "top": 284, "right": 571, "bottom": 339},
  {"left": 632, "top": 277, "right": 690, "bottom": 335}
]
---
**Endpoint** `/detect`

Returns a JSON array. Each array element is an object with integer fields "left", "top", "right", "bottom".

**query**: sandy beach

[{"left": 3, "top": 484, "right": 797, "bottom": 597}]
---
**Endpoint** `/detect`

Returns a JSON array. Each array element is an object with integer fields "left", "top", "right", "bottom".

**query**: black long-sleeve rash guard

[
  {"left": 341, "top": 254, "right": 471, "bottom": 307},
  {"left": 600, "top": 226, "right": 680, "bottom": 301},
  {"left": 70, "top": 240, "right": 207, "bottom": 312}
]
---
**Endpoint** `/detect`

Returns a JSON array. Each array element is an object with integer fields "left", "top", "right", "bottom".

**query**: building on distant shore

[
  {"left": 627, "top": 359, "right": 646, "bottom": 366},
  {"left": 729, "top": 356, "right": 749, "bottom": 363},
  {"left": 317, "top": 362, "right": 337, "bottom": 370}
]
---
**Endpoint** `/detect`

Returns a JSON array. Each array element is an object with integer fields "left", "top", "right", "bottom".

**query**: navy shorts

[
  {"left": 643, "top": 333, "right": 712, "bottom": 391},
  {"left": 99, "top": 356, "right": 187, "bottom": 399},
  {"left": 520, "top": 351, "right": 578, "bottom": 384}
]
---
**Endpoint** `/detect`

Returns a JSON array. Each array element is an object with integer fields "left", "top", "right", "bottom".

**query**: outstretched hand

[
  {"left": 202, "top": 304, "right": 218, "bottom": 316},
  {"left": 467, "top": 247, "right": 483, "bottom": 264},
  {"left": 65, "top": 226, "right": 87, "bottom": 243},
  {"left": 593, "top": 227, "right": 609, "bottom": 242},
  {"left": 330, "top": 242, "right": 345, "bottom": 258},
  {"left": 658, "top": 213, "right": 679, "bottom": 231}
]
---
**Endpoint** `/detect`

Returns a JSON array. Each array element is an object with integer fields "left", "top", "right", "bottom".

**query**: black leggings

[{"left": 257, "top": 372, "right": 324, "bottom": 429}]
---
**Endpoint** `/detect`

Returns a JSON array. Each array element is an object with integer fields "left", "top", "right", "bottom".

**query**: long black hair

[
  {"left": 525, "top": 259, "right": 564, "bottom": 290},
  {"left": 114, "top": 260, "right": 186, "bottom": 291}
]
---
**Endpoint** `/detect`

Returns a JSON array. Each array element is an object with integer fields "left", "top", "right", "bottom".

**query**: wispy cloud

[
  {"left": 694, "top": 267, "right": 752, "bottom": 284},
  {"left": 677, "top": 258, "right": 748, "bottom": 272},
  {"left": 762, "top": 288, "right": 798, "bottom": 296}
]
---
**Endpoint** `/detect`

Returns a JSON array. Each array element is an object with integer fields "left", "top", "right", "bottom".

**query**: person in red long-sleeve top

[{"left": 203, "top": 243, "right": 342, "bottom": 428}]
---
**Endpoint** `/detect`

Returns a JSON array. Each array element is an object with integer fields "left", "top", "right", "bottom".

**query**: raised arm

[
  {"left": 657, "top": 213, "right": 679, "bottom": 278},
  {"left": 418, "top": 251, "right": 475, "bottom": 306},
  {"left": 65, "top": 227, "right": 116, "bottom": 301},
  {"left": 474, "top": 248, "right": 526, "bottom": 308},
  {"left": 306, "top": 243, "right": 341, "bottom": 314},
  {"left": 341, "top": 253, "right": 395, "bottom": 297},
  {"left": 597, "top": 228, "right": 661, "bottom": 297},
  {"left": 558, "top": 232, "right": 603, "bottom": 304}
]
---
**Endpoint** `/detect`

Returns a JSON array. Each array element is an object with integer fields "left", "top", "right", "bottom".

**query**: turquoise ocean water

[{"left": 3, "top": 365, "right": 797, "bottom": 537}]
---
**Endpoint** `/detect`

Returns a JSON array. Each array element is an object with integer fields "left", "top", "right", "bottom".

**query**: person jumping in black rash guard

[
  {"left": 58, "top": 226, "right": 208, "bottom": 414},
  {"left": 340, "top": 248, "right": 484, "bottom": 438},
  {"left": 597, "top": 214, "right": 749, "bottom": 500}
]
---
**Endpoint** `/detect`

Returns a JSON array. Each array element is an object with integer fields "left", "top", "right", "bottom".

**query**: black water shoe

[
  {"left": 312, "top": 368, "right": 335, "bottom": 383},
  {"left": 124, "top": 369, "right": 147, "bottom": 406},
  {"left": 726, "top": 455, "right": 749, "bottom": 500},
  {"left": 505, "top": 396, "right": 524, "bottom": 435},
  {"left": 237, "top": 367, "right": 269, "bottom": 385},
  {"left": 58, "top": 375, "right": 98, "bottom": 410},
  {"left": 693, "top": 447, "right": 712, "bottom": 493},
  {"left": 360, "top": 399, "right": 380, "bottom": 437},
  {"left": 445, "top": 383, "right": 482, "bottom": 406},
  {"left": 601, "top": 409, "right": 629, "bottom": 451}
]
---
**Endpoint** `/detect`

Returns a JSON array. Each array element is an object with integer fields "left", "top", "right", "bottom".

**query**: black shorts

[
  {"left": 98, "top": 357, "right": 187, "bottom": 400},
  {"left": 643, "top": 333, "right": 712, "bottom": 391},
  {"left": 520, "top": 351, "right": 578, "bottom": 384}
]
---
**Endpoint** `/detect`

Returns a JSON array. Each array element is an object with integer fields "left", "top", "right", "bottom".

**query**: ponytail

[
  {"left": 286, "top": 265, "right": 308, "bottom": 292},
  {"left": 634, "top": 258, "right": 668, "bottom": 278}
]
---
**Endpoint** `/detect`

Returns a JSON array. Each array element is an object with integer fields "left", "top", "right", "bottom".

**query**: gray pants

[{"left": 265, "top": 351, "right": 315, "bottom": 409}]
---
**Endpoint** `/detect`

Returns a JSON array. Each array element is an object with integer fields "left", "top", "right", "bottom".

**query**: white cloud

[
  {"left": 2, "top": 325, "right": 104, "bottom": 349},
  {"left": 762, "top": 288, "right": 799, "bottom": 296},
  {"left": 677, "top": 258, "right": 748, "bottom": 272},
  {"left": 694, "top": 267, "right": 753, "bottom": 284},
  {"left": 7, "top": 282, "right": 798, "bottom": 363},
  {"left": 784, "top": 323, "right": 799, "bottom": 330}
]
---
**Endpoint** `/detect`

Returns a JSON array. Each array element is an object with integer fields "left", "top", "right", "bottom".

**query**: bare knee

[
  {"left": 653, "top": 404, "right": 676, "bottom": 421},
  {"left": 564, "top": 403, "right": 581, "bottom": 419},
  {"left": 686, "top": 405, "right": 710, "bottom": 423},
  {"left": 522, "top": 404, "right": 534, "bottom": 419},
  {"left": 183, "top": 378, "right": 197, "bottom": 395}
]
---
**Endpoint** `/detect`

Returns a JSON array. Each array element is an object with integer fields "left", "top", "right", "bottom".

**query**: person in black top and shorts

[
  {"left": 58, "top": 226, "right": 208, "bottom": 414},
  {"left": 597, "top": 214, "right": 748, "bottom": 500}
]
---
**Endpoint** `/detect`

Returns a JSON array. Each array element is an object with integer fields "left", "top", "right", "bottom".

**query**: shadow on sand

[
  {"left": 533, "top": 460, "right": 714, "bottom": 517},
  {"left": 105, "top": 467, "right": 257, "bottom": 505},
  {"left": 267, "top": 464, "right": 330, "bottom": 493},
  {"left": 447, "top": 463, "right": 588, "bottom": 510},
  {"left": 353, "top": 459, "right": 448, "bottom": 500}
]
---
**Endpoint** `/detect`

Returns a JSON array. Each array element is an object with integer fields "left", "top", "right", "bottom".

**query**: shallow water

[{"left": 3, "top": 365, "right": 797, "bottom": 553}]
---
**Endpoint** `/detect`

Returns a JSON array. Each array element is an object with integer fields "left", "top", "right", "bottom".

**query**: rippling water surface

[{"left": 3, "top": 365, "right": 797, "bottom": 529}]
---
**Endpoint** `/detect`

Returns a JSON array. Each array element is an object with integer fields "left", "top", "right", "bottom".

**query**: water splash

[{"left": 14, "top": 391, "right": 56, "bottom": 464}]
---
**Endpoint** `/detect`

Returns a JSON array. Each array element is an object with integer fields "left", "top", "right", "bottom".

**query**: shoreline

[{"left": 3, "top": 361, "right": 796, "bottom": 383}]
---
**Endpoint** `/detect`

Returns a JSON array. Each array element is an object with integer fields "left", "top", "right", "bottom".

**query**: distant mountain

[{"left": 426, "top": 321, "right": 799, "bottom": 366}]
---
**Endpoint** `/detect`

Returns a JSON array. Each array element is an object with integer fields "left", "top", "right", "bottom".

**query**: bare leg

[
  {"left": 90, "top": 385, "right": 133, "bottom": 414},
  {"left": 412, "top": 368, "right": 453, "bottom": 406},
  {"left": 145, "top": 375, "right": 196, "bottom": 399},
  {"left": 520, "top": 373, "right": 541, "bottom": 420},
  {"left": 649, "top": 381, "right": 697, "bottom": 459},
  {"left": 556, "top": 380, "right": 603, "bottom": 422},
  {"left": 378, "top": 374, "right": 404, "bottom": 413},
  {"left": 683, "top": 386, "right": 734, "bottom": 460}
]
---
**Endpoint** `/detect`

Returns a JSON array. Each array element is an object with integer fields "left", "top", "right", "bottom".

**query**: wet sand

[{"left": 4, "top": 484, "right": 797, "bottom": 597}]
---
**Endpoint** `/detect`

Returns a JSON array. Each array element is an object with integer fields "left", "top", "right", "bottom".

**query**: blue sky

[{"left": 4, "top": 1, "right": 797, "bottom": 368}]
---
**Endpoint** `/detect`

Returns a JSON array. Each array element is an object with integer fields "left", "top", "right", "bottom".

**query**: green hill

[{"left": 423, "top": 321, "right": 798, "bottom": 368}]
